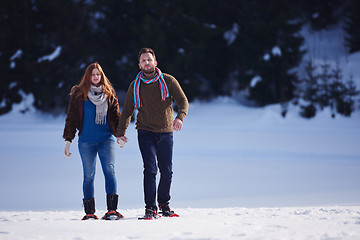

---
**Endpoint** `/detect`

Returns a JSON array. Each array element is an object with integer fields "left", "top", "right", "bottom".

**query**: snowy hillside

[{"left": 299, "top": 23, "right": 360, "bottom": 90}]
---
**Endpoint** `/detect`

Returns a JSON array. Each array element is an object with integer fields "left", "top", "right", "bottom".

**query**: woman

[{"left": 63, "top": 62, "right": 123, "bottom": 220}]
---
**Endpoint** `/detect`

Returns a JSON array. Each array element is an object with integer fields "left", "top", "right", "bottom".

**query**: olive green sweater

[{"left": 116, "top": 73, "right": 188, "bottom": 137}]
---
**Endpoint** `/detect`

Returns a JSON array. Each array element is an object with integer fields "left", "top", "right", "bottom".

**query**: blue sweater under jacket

[{"left": 78, "top": 100, "right": 112, "bottom": 143}]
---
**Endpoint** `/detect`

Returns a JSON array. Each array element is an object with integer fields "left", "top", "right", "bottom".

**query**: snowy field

[
  {"left": 1, "top": 206, "right": 360, "bottom": 240},
  {"left": 0, "top": 97, "right": 360, "bottom": 239}
]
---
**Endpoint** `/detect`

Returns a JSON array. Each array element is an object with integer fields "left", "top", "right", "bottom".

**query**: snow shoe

[
  {"left": 138, "top": 207, "right": 161, "bottom": 220},
  {"left": 82, "top": 214, "right": 99, "bottom": 220},
  {"left": 159, "top": 203, "right": 179, "bottom": 217},
  {"left": 102, "top": 210, "right": 124, "bottom": 220}
]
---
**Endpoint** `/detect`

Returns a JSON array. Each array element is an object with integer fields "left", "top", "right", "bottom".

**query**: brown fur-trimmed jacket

[{"left": 63, "top": 89, "right": 121, "bottom": 142}]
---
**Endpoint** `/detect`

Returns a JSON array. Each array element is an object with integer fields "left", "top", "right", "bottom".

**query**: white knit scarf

[{"left": 87, "top": 85, "right": 108, "bottom": 125}]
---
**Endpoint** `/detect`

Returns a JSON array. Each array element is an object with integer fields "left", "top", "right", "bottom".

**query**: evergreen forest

[{"left": 0, "top": 0, "right": 359, "bottom": 117}]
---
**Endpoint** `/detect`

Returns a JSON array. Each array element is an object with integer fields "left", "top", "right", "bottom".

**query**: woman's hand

[
  {"left": 64, "top": 141, "right": 72, "bottom": 157},
  {"left": 117, "top": 136, "right": 129, "bottom": 148}
]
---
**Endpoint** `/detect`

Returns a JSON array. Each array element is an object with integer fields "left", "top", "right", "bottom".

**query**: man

[{"left": 116, "top": 47, "right": 189, "bottom": 219}]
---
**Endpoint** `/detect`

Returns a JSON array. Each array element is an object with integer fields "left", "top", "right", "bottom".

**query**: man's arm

[
  {"left": 168, "top": 75, "right": 189, "bottom": 129},
  {"left": 116, "top": 82, "right": 135, "bottom": 137}
]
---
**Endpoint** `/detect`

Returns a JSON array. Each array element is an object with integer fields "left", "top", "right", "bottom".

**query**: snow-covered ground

[
  {"left": 1, "top": 206, "right": 360, "bottom": 240},
  {"left": 1, "top": 23, "right": 360, "bottom": 239},
  {"left": 0, "top": 97, "right": 359, "bottom": 239}
]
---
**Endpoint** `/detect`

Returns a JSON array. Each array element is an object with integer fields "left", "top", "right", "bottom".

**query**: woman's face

[{"left": 90, "top": 68, "right": 101, "bottom": 86}]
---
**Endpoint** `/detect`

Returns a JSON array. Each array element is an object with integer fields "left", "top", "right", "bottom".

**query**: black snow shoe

[
  {"left": 159, "top": 203, "right": 179, "bottom": 217},
  {"left": 102, "top": 210, "right": 124, "bottom": 220},
  {"left": 82, "top": 214, "right": 99, "bottom": 220},
  {"left": 138, "top": 207, "right": 161, "bottom": 220}
]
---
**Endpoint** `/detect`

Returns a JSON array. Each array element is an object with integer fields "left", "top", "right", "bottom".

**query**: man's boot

[{"left": 159, "top": 202, "right": 179, "bottom": 217}]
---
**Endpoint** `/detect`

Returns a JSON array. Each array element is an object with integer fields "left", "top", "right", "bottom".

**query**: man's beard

[{"left": 142, "top": 67, "right": 156, "bottom": 75}]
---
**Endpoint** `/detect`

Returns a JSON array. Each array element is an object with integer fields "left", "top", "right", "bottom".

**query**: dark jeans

[
  {"left": 78, "top": 138, "right": 117, "bottom": 199},
  {"left": 138, "top": 130, "right": 173, "bottom": 208}
]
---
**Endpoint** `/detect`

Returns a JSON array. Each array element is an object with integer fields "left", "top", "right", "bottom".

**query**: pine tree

[
  {"left": 0, "top": 0, "right": 96, "bottom": 114},
  {"left": 336, "top": 74, "right": 358, "bottom": 116},
  {"left": 297, "top": 60, "right": 359, "bottom": 118},
  {"left": 90, "top": 0, "right": 234, "bottom": 102},
  {"left": 241, "top": 0, "right": 304, "bottom": 106},
  {"left": 317, "top": 61, "right": 332, "bottom": 110},
  {"left": 298, "top": 0, "right": 351, "bottom": 30},
  {"left": 298, "top": 60, "right": 319, "bottom": 118},
  {"left": 30, "top": 0, "right": 96, "bottom": 113},
  {"left": 329, "top": 62, "right": 344, "bottom": 117},
  {"left": 0, "top": 0, "right": 34, "bottom": 114},
  {"left": 344, "top": 0, "right": 360, "bottom": 53}
]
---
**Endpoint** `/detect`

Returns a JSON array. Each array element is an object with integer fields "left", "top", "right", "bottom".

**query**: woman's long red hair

[{"left": 70, "top": 62, "right": 116, "bottom": 103}]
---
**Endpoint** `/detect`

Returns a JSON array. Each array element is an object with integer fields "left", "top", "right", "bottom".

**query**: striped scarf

[{"left": 133, "top": 67, "right": 169, "bottom": 109}]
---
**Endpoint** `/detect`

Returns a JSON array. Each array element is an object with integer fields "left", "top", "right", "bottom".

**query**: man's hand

[
  {"left": 173, "top": 118, "right": 183, "bottom": 131},
  {"left": 117, "top": 136, "right": 129, "bottom": 148}
]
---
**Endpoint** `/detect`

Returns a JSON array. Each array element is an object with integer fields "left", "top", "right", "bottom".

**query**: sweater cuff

[
  {"left": 116, "top": 129, "right": 126, "bottom": 137},
  {"left": 176, "top": 112, "right": 186, "bottom": 122}
]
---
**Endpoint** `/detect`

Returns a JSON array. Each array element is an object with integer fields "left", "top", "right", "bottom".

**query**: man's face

[{"left": 139, "top": 52, "right": 157, "bottom": 74}]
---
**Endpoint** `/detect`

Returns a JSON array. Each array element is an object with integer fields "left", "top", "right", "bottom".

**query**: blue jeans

[
  {"left": 78, "top": 138, "right": 117, "bottom": 199},
  {"left": 138, "top": 130, "right": 173, "bottom": 208}
]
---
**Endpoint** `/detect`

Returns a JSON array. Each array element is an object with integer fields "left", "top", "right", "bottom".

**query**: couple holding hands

[{"left": 63, "top": 48, "right": 189, "bottom": 220}]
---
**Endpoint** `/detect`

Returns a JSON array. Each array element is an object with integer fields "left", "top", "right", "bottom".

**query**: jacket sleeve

[
  {"left": 108, "top": 94, "right": 121, "bottom": 136},
  {"left": 63, "top": 94, "right": 79, "bottom": 142},
  {"left": 116, "top": 82, "right": 135, "bottom": 137}
]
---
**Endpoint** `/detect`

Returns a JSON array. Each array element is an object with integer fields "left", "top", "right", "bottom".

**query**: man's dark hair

[{"left": 138, "top": 47, "right": 156, "bottom": 62}]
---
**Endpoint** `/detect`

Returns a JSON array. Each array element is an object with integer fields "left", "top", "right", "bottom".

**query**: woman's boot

[
  {"left": 82, "top": 198, "right": 98, "bottom": 220},
  {"left": 102, "top": 193, "right": 124, "bottom": 220}
]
